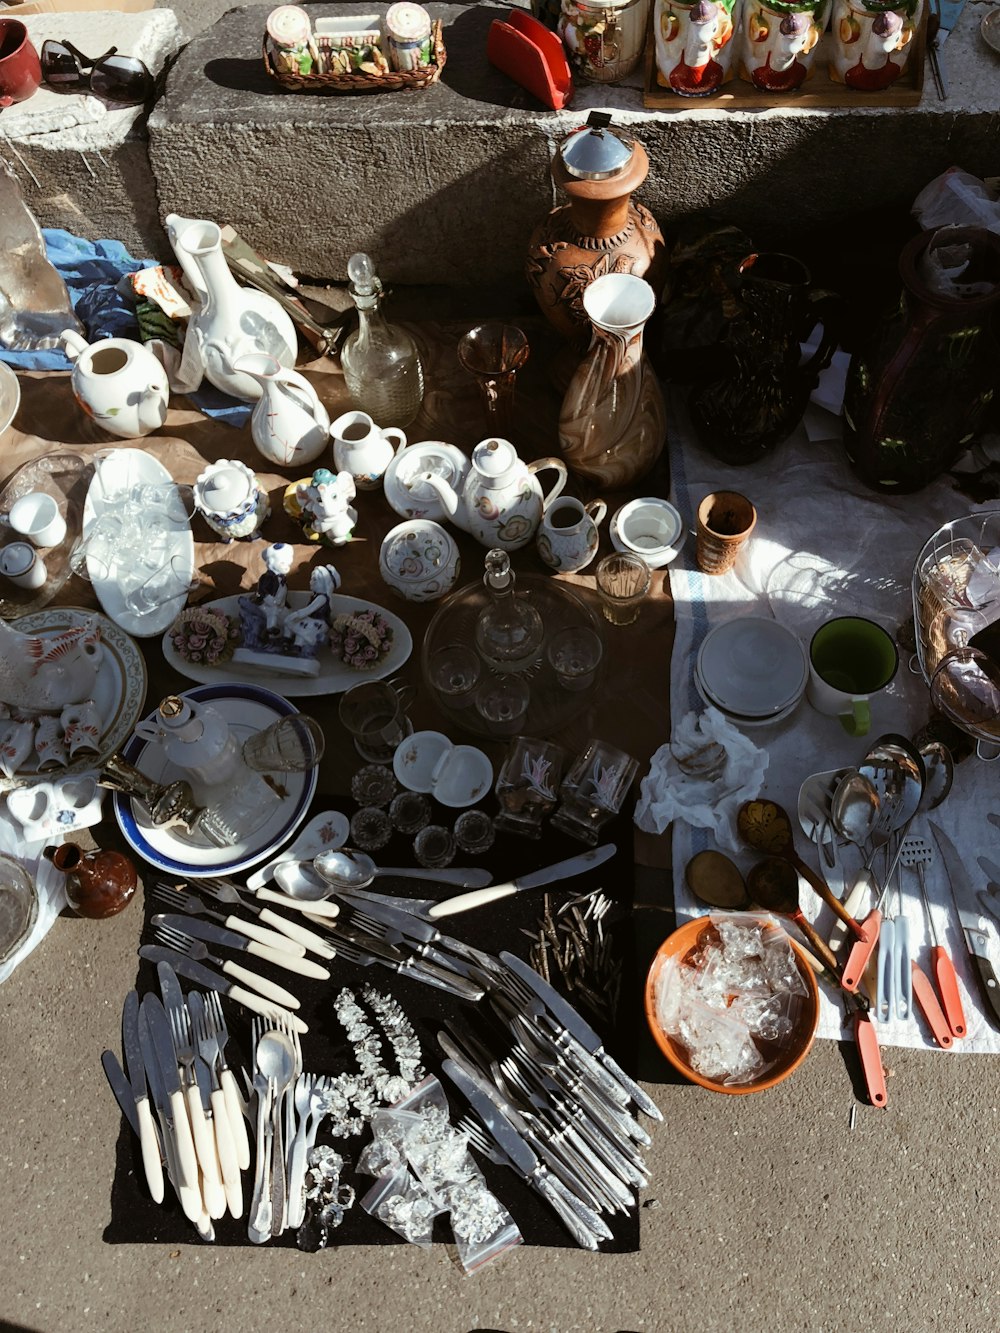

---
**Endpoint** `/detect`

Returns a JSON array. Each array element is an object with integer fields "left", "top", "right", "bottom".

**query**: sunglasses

[{"left": 40, "top": 40, "right": 153, "bottom": 104}]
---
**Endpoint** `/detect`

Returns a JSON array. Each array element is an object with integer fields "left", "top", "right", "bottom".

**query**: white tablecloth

[{"left": 665, "top": 392, "right": 1000, "bottom": 1052}]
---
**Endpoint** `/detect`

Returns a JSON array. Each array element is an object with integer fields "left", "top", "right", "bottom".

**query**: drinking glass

[
  {"left": 474, "top": 675, "right": 530, "bottom": 737},
  {"left": 551, "top": 738, "right": 638, "bottom": 844},
  {"left": 427, "top": 644, "right": 482, "bottom": 709},
  {"left": 242, "top": 714, "right": 325, "bottom": 773},
  {"left": 457, "top": 322, "right": 530, "bottom": 435},
  {"left": 547, "top": 625, "right": 603, "bottom": 692},
  {"left": 494, "top": 735, "right": 567, "bottom": 838},
  {"left": 595, "top": 552, "right": 651, "bottom": 626},
  {"left": 338, "top": 678, "right": 415, "bottom": 763}
]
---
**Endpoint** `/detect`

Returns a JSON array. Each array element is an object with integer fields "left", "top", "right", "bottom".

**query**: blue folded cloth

[{"left": 0, "top": 228, "right": 250, "bottom": 426}]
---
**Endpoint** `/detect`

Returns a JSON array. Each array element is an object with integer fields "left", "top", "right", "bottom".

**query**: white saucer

[
  {"left": 697, "top": 616, "right": 807, "bottom": 718},
  {"left": 382, "top": 441, "right": 469, "bottom": 522},
  {"left": 112, "top": 682, "right": 317, "bottom": 877},
  {"left": 82, "top": 449, "right": 195, "bottom": 640}
]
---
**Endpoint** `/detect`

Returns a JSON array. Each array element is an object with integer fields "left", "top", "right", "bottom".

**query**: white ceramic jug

[
  {"left": 60, "top": 330, "right": 169, "bottom": 439},
  {"left": 235, "top": 352, "right": 331, "bottom": 467},
  {"left": 330, "top": 409, "right": 407, "bottom": 490},
  {"left": 167, "top": 215, "right": 297, "bottom": 402},
  {"left": 133, "top": 694, "right": 242, "bottom": 803}
]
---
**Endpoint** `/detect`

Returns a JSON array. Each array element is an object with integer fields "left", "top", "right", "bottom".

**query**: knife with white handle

[
  {"left": 140, "top": 947, "right": 309, "bottom": 1035},
  {"left": 121, "top": 989, "right": 164, "bottom": 1204},
  {"left": 255, "top": 905, "right": 338, "bottom": 957},
  {"left": 153, "top": 914, "right": 315, "bottom": 996},
  {"left": 428, "top": 845, "right": 617, "bottom": 919},
  {"left": 141, "top": 994, "right": 200, "bottom": 1199},
  {"left": 256, "top": 886, "right": 341, "bottom": 921}
]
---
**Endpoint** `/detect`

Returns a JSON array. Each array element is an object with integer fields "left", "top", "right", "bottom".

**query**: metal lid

[{"left": 558, "top": 112, "right": 635, "bottom": 181}]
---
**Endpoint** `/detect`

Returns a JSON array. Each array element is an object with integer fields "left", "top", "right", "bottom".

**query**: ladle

[
  {"left": 737, "top": 798, "right": 878, "bottom": 991},
  {"left": 745, "top": 857, "right": 840, "bottom": 974}
]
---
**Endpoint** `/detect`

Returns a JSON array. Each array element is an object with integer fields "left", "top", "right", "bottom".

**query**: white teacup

[
  {"left": 0, "top": 541, "right": 47, "bottom": 589},
  {"left": 610, "top": 497, "right": 682, "bottom": 568},
  {"left": 9, "top": 492, "right": 67, "bottom": 548}
]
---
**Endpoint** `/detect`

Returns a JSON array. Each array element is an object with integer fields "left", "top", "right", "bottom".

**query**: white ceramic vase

[{"left": 167, "top": 215, "right": 297, "bottom": 402}]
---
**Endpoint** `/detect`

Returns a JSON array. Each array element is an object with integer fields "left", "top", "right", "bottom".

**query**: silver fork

[
  {"left": 152, "top": 881, "right": 307, "bottom": 957},
  {"left": 152, "top": 923, "right": 302, "bottom": 1010},
  {"left": 204, "top": 990, "right": 251, "bottom": 1169},
  {"left": 284, "top": 1073, "right": 317, "bottom": 1230},
  {"left": 191, "top": 996, "right": 244, "bottom": 1218},
  {"left": 199, "top": 877, "right": 338, "bottom": 959},
  {"left": 167, "top": 1000, "right": 226, "bottom": 1219}
]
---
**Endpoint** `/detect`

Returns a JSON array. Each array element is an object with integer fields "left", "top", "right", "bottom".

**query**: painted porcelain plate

[
  {"left": 161, "top": 592, "right": 412, "bottom": 696},
  {"left": 82, "top": 448, "right": 195, "bottom": 639},
  {"left": 2, "top": 608, "right": 147, "bottom": 789},
  {"left": 113, "top": 683, "right": 317, "bottom": 877}
]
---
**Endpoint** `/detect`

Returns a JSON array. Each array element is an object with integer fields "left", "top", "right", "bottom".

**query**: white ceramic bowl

[{"left": 610, "top": 497, "right": 683, "bottom": 568}]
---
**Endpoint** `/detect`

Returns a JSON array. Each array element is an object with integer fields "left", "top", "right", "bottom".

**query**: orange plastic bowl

[{"left": 644, "top": 916, "right": 820, "bottom": 1095}]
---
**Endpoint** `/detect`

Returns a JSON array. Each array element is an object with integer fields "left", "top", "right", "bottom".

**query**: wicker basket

[{"left": 263, "top": 20, "right": 446, "bottom": 94}]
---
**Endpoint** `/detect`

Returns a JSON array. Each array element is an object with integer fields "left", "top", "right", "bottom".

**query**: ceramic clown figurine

[
  {"left": 653, "top": 0, "right": 738, "bottom": 95},
  {"left": 829, "top": 0, "right": 922, "bottom": 90},
  {"left": 739, "top": 0, "right": 831, "bottom": 90}
]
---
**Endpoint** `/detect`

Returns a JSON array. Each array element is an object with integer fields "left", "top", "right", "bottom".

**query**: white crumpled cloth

[{"left": 635, "top": 706, "right": 768, "bottom": 854}]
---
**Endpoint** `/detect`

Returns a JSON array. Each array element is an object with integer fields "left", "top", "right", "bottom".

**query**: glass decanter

[
  {"left": 340, "top": 251, "right": 424, "bottom": 428},
  {"left": 474, "top": 548, "right": 544, "bottom": 673}
]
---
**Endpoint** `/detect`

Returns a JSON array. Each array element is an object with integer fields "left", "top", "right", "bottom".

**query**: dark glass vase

[
  {"left": 843, "top": 226, "right": 1000, "bottom": 494},
  {"left": 688, "top": 252, "right": 839, "bottom": 466}
]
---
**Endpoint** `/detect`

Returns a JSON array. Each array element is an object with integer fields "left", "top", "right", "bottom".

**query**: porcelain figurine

[
  {"left": 536, "top": 496, "right": 607, "bottom": 573},
  {"left": 0, "top": 617, "right": 103, "bottom": 712},
  {"left": 738, "top": 0, "right": 830, "bottom": 90},
  {"left": 234, "top": 545, "right": 341, "bottom": 676},
  {"left": 412, "top": 437, "right": 567, "bottom": 551},
  {"left": 286, "top": 468, "right": 358, "bottom": 546},
  {"left": 829, "top": 0, "right": 921, "bottom": 89},
  {"left": 60, "top": 330, "right": 169, "bottom": 439},
  {"left": 379, "top": 519, "right": 461, "bottom": 602},
  {"left": 194, "top": 459, "right": 271, "bottom": 541},
  {"left": 167, "top": 214, "right": 298, "bottom": 402},
  {"left": 235, "top": 352, "right": 331, "bottom": 468},
  {"left": 0, "top": 718, "right": 36, "bottom": 778},
  {"left": 653, "top": 0, "right": 738, "bottom": 95},
  {"left": 59, "top": 699, "right": 102, "bottom": 758}
]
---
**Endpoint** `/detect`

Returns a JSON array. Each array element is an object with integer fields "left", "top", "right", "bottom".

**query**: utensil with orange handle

[{"left": 903, "top": 836, "right": 966, "bottom": 1040}]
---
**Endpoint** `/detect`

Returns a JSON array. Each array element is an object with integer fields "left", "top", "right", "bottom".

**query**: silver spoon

[
  {"left": 313, "top": 849, "right": 491, "bottom": 892},
  {"left": 918, "top": 740, "right": 954, "bottom": 812},
  {"left": 831, "top": 770, "right": 881, "bottom": 847},
  {"left": 255, "top": 1028, "right": 297, "bottom": 1239}
]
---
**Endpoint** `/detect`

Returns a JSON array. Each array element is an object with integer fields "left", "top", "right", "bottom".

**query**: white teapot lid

[
  {"left": 199, "top": 461, "right": 252, "bottom": 513},
  {"left": 472, "top": 438, "right": 517, "bottom": 479}
]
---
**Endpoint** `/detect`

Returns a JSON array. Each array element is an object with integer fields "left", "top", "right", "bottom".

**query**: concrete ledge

[{"left": 149, "top": 3, "right": 1000, "bottom": 284}]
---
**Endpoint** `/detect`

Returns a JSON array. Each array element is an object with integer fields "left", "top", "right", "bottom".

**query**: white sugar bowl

[{"left": 379, "top": 519, "right": 460, "bottom": 602}]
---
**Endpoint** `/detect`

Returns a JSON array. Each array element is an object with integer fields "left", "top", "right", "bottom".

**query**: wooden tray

[{"left": 642, "top": 6, "right": 926, "bottom": 110}]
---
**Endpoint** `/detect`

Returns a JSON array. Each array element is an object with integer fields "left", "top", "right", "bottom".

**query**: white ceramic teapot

[
  {"left": 167, "top": 214, "right": 297, "bottom": 402},
  {"left": 413, "top": 437, "right": 567, "bottom": 551},
  {"left": 234, "top": 353, "right": 331, "bottom": 467},
  {"left": 60, "top": 330, "right": 169, "bottom": 439}
]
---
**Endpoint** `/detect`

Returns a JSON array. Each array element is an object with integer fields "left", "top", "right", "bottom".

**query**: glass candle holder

[
  {"left": 388, "top": 790, "right": 432, "bottom": 835},
  {"left": 494, "top": 735, "right": 568, "bottom": 838},
  {"left": 350, "top": 763, "right": 399, "bottom": 808},
  {"left": 453, "top": 808, "right": 496, "bottom": 855},
  {"left": 413, "top": 823, "right": 456, "bottom": 868},
  {"left": 350, "top": 805, "right": 393, "bottom": 852},
  {"left": 551, "top": 738, "right": 638, "bottom": 845},
  {"left": 547, "top": 625, "right": 603, "bottom": 692}
]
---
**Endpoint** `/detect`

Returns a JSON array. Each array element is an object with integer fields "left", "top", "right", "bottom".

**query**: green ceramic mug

[{"left": 806, "top": 616, "right": 898, "bottom": 736}]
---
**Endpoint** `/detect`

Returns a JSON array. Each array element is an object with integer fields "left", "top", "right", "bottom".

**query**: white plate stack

[{"left": 694, "top": 616, "right": 808, "bottom": 728}]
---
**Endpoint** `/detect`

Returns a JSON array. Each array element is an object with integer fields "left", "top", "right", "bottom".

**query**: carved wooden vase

[
  {"left": 526, "top": 116, "right": 667, "bottom": 347},
  {"left": 558, "top": 273, "right": 667, "bottom": 488}
]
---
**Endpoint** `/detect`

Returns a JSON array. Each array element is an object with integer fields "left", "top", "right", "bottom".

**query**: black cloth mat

[{"left": 103, "top": 794, "right": 642, "bottom": 1253}]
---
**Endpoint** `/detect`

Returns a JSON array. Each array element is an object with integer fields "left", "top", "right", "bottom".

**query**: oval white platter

[
  {"left": 161, "top": 592, "right": 413, "bottom": 697},
  {"left": 82, "top": 448, "right": 195, "bottom": 639}
]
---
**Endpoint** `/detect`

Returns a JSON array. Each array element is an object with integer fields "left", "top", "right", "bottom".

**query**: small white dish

[
  {"left": 610, "top": 496, "right": 682, "bottom": 568},
  {"left": 112, "top": 683, "right": 317, "bottom": 877},
  {"left": 82, "top": 449, "right": 195, "bottom": 640},
  {"left": 6, "top": 775, "right": 104, "bottom": 841},
  {"left": 245, "top": 809, "right": 350, "bottom": 891},
  {"left": 382, "top": 441, "right": 469, "bottom": 522},
  {"left": 392, "top": 729, "right": 493, "bottom": 807},
  {"left": 162, "top": 591, "right": 413, "bottom": 697},
  {"left": 697, "top": 616, "right": 807, "bottom": 719}
]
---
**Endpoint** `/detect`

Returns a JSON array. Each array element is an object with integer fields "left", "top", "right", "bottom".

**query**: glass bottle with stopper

[
  {"left": 474, "top": 548, "right": 544, "bottom": 673},
  {"left": 340, "top": 251, "right": 425, "bottom": 429}
]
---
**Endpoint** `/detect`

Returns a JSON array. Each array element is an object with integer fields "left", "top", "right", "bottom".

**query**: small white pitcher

[
  {"left": 235, "top": 353, "right": 331, "bottom": 468},
  {"left": 536, "top": 495, "right": 607, "bottom": 573}
]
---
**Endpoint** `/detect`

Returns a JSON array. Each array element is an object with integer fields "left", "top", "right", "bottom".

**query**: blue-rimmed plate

[{"left": 112, "top": 683, "right": 317, "bottom": 877}]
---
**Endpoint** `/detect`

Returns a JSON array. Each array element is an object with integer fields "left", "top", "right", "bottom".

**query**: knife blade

[
  {"left": 140, "top": 945, "right": 308, "bottom": 1035},
  {"left": 323, "top": 920, "right": 485, "bottom": 1000},
  {"left": 427, "top": 844, "right": 617, "bottom": 919},
  {"left": 441, "top": 1057, "right": 606, "bottom": 1250},
  {"left": 101, "top": 1048, "right": 140, "bottom": 1138},
  {"left": 335, "top": 891, "right": 504, "bottom": 974},
  {"left": 499, "top": 950, "right": 661, "bottom": 1121},
  {"left": 122, "top": 990, "right": 164, "bottom": 1203},
  {"left": 978, "top": 856, "right": 1000, "bottom": 887},
  {"left": 141, "top": 993, "right": 201, "bottom": 1196},
  {"left": 152, "top": 911, "right": 328, "bottom": 982},
  {"left": 928, "top": 821, "right": 1000, "bottom": 1032},
  {"left": 989, "top": 813, "right": 1000, "bottom": 835}
]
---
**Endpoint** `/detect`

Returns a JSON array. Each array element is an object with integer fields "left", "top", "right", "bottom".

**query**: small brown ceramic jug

[{"left": 43, "top": 841, "right": 138, "bottom": 919}]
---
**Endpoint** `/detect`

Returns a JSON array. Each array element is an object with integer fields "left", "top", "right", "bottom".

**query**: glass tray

[
  {"left": 421, "top": 572, "right": 605, "bottom": 740},
  {"left": 0, "top": 453, "right": 89, "bottom": 620}
]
